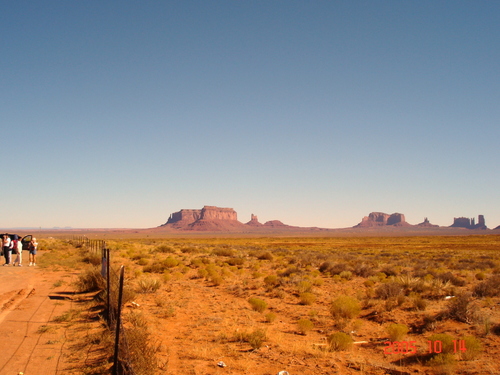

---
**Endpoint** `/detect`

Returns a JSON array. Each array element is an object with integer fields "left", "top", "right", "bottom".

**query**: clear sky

[{"left": 1, "top": 1, "right": 499, "bottom": 229}]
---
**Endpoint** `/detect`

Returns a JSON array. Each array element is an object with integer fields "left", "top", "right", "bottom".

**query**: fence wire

[{"left": 69, "top": 236, "right": 139, "bottom": 375}]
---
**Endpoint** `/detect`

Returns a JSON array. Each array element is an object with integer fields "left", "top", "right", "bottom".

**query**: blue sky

[{"left": 1, "top": 1, "right": 499, "bottom": 229}]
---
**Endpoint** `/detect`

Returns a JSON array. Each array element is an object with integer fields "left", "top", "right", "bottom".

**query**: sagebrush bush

[
  {"left": 299, "top": 292, "right": 316, "bottom": 305},
  {"left": 76, "top": 266, "right": 105, "bottom": 292},
  {"left": 297, "top": 319, "right": 314, "bottom": 335},
  {"left": 234, "top": 329, "right": 267, "bottom": 349},
  {"left": 386, "top": 323, "right": 409, "bottom": 341},
  {"left": 136, "top": 277, "right": 162, "bottom": 293},
  {"left": 263, "top": 275, "right": 279, "bottom": 288},
  {"left": 428, "top": 333, "right": 454, "bottom": 354},
  {"left": 330, "top": 296, "right": 361, "bottom": 327},
  {"left": 297, "top": 280, "right": 313, "bottom": 293},
  {"left": 265, "top": 312, "right": 277, "bottom": 323},
  {"left": 327, "top": 332, "right": 353, "bottom": 351},
  {"left": 213, "top": 248, "right": 235, "bottom": 257},
  {"left": 473, "top": 275, "right": 500, "bottom": 297},
  {"left": 248, "top": 297, "right": 268, "bottom": 313},
  {"left": 339, "top": 271, "right": 353, "bottom": 280},
  {"left": 375, "top": 282, "right": 403, "bottom": 300},
  {"left": 445, "top": 292, "right": 478, "bottom": 323},
  {"left": 460, "top": 335, "right": 482, "bottom": 361},
  {"left": 426, "top": 353, "right": 456, "bottom": 374},
  {"left": 257, "top": 251, "right": 273, "bottom": 260},
  {"left": 154, "top": 244, "right": 175, "bottom": 253}
]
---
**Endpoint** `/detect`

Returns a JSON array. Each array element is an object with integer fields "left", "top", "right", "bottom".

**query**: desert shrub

[
  {"left": 353, "top": 263, "right": 375, "bottom": 278},
  {"left": 163, "top": 257, "right": 180, "bottom": 268},
  {"left": 475, "top": 272, "right": 486, "bottom": 280},
  {"left": 234, "top": 329, "right": 267, "bottom": 349},
  {"left": 297, "top": 280, "right": 313, "bottom": 293},
  {"left": 319, "top": 261, "right": 333, "bottom": 273},
  {"left": 265, "top": 312, "right": 277, "bottom": 323},
  {"left": 384, "top": 297, "right": 399, "bottom": 312},
  {"left": 121, "top": 312, "right": 160, "bottom": 375},
  {"left": 411, "top": 294, "right": 428, "bottom": 311},
  {"left": 297, "top": 319, "right": 314, "bottom": 335},
  {"left": 209, "top": 272, "right": 223, "bottom": 286},
  {"left": 299, "top": 292, "right": 316, "bottom": 305},
  {"left": 473, "top": 275, "right": 500, "bottom": 297},
  {"left": 330, "top": 296, "right": 361, "bottom": 326},
  {"left": 82, "top": 252, "right": 102, "bottom": 266},
  {"left": 328, "top": 263, "right": 350, "bottom": 276},
  {"left": 460, "top": 335, "right": 482, "bottom": 361},
  {"left": 136, "top": 277, "right": 162, "bottom": 293},
  {"left": 248, "top": 297, "right": 268, "bottom": 313},
  {"left": 436, "top": 272, "right": 465, "bottom": 287},
  {"left": 226, "top": 257, "right": 245, "bottom": 266},
  {"left": 339, "top": 271, "right": 353, "bottom": 280},
  {"left": 180, "top": 246, "right": 198, "bottom": 253},
  {"left": 280, "top": 266, "right": 300, "bottom": 277},
  {"left": 197, "top": 268, "right": 208, "bottom": 279},
  {"left": 143, "top": 257, "right": 179, "bottom": 273},
  {"left": 213, "top": 248, "right": 235, "bottom": 257},
  {"left": 375, "top": 282, "right": 403, "bottom": 300},
  {"left": 428, "top": 333, "right": 454, "bottom": 354},
  {"left": 257, "top": 251, "right": 274, "bottom": 260},
  {"left": 386, "top": 323, "right": 409, "bottom": 341},
  {"left": 426, "top": 353, "right": 456, "bottom": 375},
  {"left": 154, "top": 244, "right": 175, "bottom": 253},
  {"left": 380, "top": 265, "right": 399, "bottom": 276},
  {"left": 327, "top": 332, "right": 353, "bottom": 351},
  {"left": 76, "top": 266, "right": 105, "bottom": 292},
  {"left": 445, "top": 292, "right": 478, "bottom": 323},
  {"left": 263, "top": 274, "right": 279, "bottom": 287},
  {"left": 190, "top": 258, "right": 203, "bottom": 268}
]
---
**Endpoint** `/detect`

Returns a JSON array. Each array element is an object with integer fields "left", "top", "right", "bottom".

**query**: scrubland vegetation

[{"left": 41, "top": 235, "right": 500, "bottom": 374}]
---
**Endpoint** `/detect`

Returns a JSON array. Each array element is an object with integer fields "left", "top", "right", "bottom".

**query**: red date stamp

[{"left": 384, "top": 340, "right": 467, "bottom": 354}]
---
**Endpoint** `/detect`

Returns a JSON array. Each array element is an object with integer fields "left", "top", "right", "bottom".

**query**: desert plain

[{"left": 1, "top": 231, "right": 500, "bottom": 375}]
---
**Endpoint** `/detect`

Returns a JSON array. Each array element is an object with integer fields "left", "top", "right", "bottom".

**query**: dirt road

[{"left": 0, "top": 255, "right": 81, "bottom": 375}]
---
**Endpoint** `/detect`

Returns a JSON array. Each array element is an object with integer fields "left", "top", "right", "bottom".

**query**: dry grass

[{"left": 40, "top": 234, "right": 500, "bottom": 374}]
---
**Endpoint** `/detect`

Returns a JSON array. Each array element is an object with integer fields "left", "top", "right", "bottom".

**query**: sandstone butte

[
  {"left": 157, "top": 206, "right": 325, "bottom": 232},
  {"left": 154, "top": 206, "right": 494, "bottom": 232}
]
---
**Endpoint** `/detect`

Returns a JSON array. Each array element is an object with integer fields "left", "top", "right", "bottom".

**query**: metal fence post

[{"left": 113, "top": 265, "right": 125, "bottom": 375}]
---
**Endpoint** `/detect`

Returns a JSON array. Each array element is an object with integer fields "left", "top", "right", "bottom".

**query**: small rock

[
  {"left": 277, "top": 371, "right": 289, "bottom": 375},
  {"left": 217, "top": 361, "right": 227, "bottom": 368}
]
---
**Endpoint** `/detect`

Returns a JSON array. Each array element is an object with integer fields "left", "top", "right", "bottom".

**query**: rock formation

[
  {"left": 161, "top": 206, "right": 243, "bottom": 231},
  {"left": 416, "top": 217, "right": 439, "bottom": 227},
  {"left": 355, "top": 212, "right": 410, "bottom": 227},
  {"left": 246, "top": 214, "right": 263, "bottom": 227},
  {"left": 450, "top": 215, "right": 487, "bottom": 229},
  {"left": 159, "top": 207, "right": 308, "bottom": 232},
  {"left": 263, "top": 220, "right": 294, "bottom": 228}
]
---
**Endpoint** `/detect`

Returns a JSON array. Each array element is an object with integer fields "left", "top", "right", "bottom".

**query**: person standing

[
  {"left": 14, "top": 235, "right": 23, "bottom": 266},
  {"left": 29, "top": 237, "right": 38, "bottom": 266},
  {"left": 3, "top": 234, "right": 12, "bottom": 266}
]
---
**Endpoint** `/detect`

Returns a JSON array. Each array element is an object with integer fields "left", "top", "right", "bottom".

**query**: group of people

[{"left": 2, "top": 234, "right": 38, "bottom": 267}]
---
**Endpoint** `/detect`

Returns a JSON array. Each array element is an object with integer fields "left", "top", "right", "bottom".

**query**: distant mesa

[
  {"left": 416, "top": 217, "right": 439, "bottom": 228},
  {"left": 162, "top": 206, "right": 243, "bottom": 231},
  {"left": 355, "top": 212, "right": 410, "bottom": 228},
  {"left": 158, "top": 207, "right": 494, "bottom": 232},
  {"left": 450, "top": 215, "right": 487, "bottom": 230},
  {"left": 246, "top": 214, "right": 263, "bottom": 227},
  {"left": 159, "top": 206, "right": 303, "bottom": 232}
]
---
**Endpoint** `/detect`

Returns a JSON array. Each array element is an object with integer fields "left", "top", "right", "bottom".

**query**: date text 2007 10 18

[{"left": 384, "top": 340, "right": 467, "bottom": 355}]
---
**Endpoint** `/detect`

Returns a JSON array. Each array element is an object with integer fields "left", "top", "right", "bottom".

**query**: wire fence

[{"left": 69, "top": 236, "right": 139, "bottom": 375}]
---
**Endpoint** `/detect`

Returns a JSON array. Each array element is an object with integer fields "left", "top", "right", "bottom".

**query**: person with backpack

[{"left": 2, "top": 234, "right": 12, "bottom": 266}]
